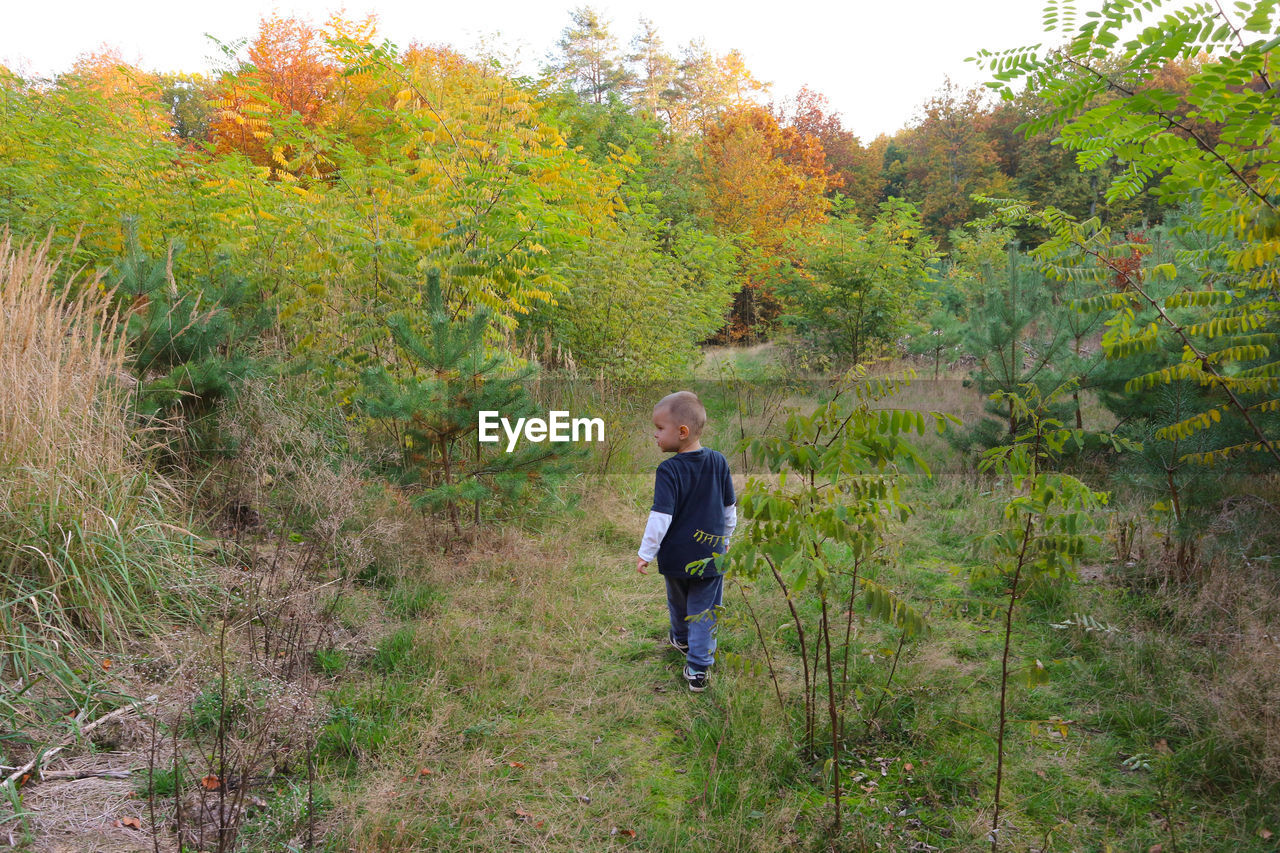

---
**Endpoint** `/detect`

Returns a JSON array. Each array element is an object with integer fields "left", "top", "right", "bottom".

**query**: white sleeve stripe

[
  {"left": 722, "top": 504, "right": 737, "bottom": 548},
  {"left": 638, "top": 511, "right": 672, "bottom": 562}
]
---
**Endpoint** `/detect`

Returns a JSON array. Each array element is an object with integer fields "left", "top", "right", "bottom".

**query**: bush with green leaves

[
  {"left": 974, "top": 381, "right": 1115, "bottom": 850},
  {"left": 779, "top": 198, "right": 938, "bottom": 366},
  {"left": 724, "top": 369, "right": 954, "bottom": 835},
  {"left": 533, "top": 215, "right": 737, "bottom": 382}
]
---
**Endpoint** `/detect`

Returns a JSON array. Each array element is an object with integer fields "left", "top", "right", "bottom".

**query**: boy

[{"left": 636, "top": 391, "right": 736, "bottom": 692}]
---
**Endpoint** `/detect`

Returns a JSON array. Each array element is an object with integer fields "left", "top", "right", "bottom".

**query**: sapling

[
  {"left": 976, "top": 381, "right": 1117, "bottom": 851},
  {"left": 724, "top": 368, "right": 954, "bottom": 836}
]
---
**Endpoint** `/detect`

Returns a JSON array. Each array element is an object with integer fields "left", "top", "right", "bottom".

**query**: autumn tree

[
  {"left": 664, "top": 41, "right": 769, "bottom": 133},
  {"left": 208, "top": 13, "right": 360, "bottom": 167},
  {"left": 698, "top": 104, "right": 834, "bottom": 338},
  {"left": 900, "top": 78, "right": 1009, "bottom": 240},
  {"left": 63, "top": 49, "right": 170, "bottom": 137},
  {"left": 777, "top": 86, "right": 883, "bottom": 216}
]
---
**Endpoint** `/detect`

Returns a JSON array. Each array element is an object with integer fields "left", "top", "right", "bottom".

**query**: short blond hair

[{"left": 655, "top": 390, "right": 706, "bottom": 438}]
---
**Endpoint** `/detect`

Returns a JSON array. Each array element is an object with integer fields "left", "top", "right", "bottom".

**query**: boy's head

[{"left": 652, "top": 391, "right": 706, "bottom": 452}]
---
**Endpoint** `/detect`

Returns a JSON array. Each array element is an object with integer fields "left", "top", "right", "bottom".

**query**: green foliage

[
  {"left": 0, "top": 70, "right": 181, "bottom": 267},
  {"left": 975, "top": 381, "right": 1111, "bottom": 850},
  {"left": 109, "top": 231, "right": 272, "bottom": 431},
  {"left": 954, "top": 244, "right": 1075, "bottom": 451},
  {"left": 905, "top": 305, "right": 965, "bottom": 379},
  {"left": 973, "top": 0, "right": 1280, "bottom": 470},
  {"left": 726, "top": 368, "right": 955, "bottom": 834},
  {"left": 357, "top": 271, "right": 580, "bottom": 529},
  {"left": 781, "top": 199, "right": 939, "bottom": 365},
  {"left": 532, "top": 215, "right": 736, "bottom": 381}
]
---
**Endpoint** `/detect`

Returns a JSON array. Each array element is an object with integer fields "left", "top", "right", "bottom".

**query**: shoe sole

[
  {"left": 687, "top": 680, "right": 707, "bottom": 693},
  {"left": 668, "top": 636, "right": 689, "bottom": 653}
]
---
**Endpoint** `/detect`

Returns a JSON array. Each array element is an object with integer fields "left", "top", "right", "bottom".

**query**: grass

[
  {"left": 0, "top": 231, "right": 212, "bottom": 729},
  {"left": 295, "top": 365, "right": 1279, "bottom": 852},
  {"left": 7, "top": 312, "right": 1276, "bottom": 851}
]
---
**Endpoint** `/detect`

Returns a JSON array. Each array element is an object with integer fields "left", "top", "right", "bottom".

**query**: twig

[
  {"left": 1, "top": 696, "right": 156, "bottom": 793},
  {"left": 26, "top": 769, "right": 136, "bottom": 781}
]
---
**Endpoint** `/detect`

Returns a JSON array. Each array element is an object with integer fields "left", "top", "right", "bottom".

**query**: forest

[{"left": 1, "top": 1, "right": 1277, "bottom": 850}]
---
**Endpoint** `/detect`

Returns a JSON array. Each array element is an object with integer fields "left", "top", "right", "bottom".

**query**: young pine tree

[{"left": 358, "top": 271, "right": 579, "bottom": 533}]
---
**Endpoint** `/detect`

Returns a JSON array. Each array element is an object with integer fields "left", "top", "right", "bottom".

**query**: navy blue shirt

[{"left": 652, "top": 448, "right": 735, "bottom": 578}]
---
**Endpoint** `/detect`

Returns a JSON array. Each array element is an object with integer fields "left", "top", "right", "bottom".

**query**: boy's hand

[{"left": 636, "top": 558, "right": 649, "bottom": 575}]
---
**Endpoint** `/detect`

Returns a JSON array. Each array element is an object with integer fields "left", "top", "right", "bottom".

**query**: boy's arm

[
  {"left": 722, "top": 503, "right": 737, "bottom": 549},
  {"left": 721, "top": 456, "right": 737, "bottom": 548},
  {"left": 638, "top": 464, "right": 677, "bottom": 574},
  {"left": 637, "top": 511, "right": 672, "bottom": 573}
]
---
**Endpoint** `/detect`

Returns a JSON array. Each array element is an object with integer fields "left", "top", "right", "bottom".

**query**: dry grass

[
  {"left": 0, "top": 230, "right": 213, "bottom": 661},
  {"left": 0, "top": 230, "right": 129, "bottom": 482}
]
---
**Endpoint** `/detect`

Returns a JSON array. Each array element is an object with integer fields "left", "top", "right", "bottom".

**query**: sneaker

[
  {"left": 668, "top": 633, "right": 689, "bottom": 653},
  {"left": 683, "top": 665, "right": 708, "bottom": 693}
]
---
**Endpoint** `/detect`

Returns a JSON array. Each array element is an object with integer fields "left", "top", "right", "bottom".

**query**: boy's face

[{"left": 652, "top": 405, "right": 687, "bottom": 452}]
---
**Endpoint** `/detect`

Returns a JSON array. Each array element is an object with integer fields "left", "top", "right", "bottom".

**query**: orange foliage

[
  {"left": 700, "top": 104, "right": 831, "bottom": 246},
  {"left": 209, "top": 12, "right": 377, "bottom": 168},
  {"left": 699, "top": 105, "right": 833, "bottom": 339},
  {"left": 780, "top": 86, "right": 883, "bottom": 214},
  {"left": 1112, "top": 231, "right": 1148, "bottom": 291},
  {"left": 66, "top": 48, "right": 168, "bottom": 137}
]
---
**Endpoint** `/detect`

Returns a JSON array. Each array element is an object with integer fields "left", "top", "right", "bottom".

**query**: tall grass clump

[{"left": 0, "top": 231, "right": 210, "bottom": 693}]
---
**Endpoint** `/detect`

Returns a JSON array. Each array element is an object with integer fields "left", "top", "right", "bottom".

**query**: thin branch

[
  {"left": 1060, "top": 55, "right": 1276, "bottom": 212},
  {"left": 1072, "top": 239, "right": 1280, "bottom": 467},
  {"left": 1, "top": 696, "right": 156, "bottom": 793}
]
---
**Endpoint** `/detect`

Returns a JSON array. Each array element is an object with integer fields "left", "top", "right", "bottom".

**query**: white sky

[{"left": 2, "top": 0, "right": 1051, "bottom": 140}]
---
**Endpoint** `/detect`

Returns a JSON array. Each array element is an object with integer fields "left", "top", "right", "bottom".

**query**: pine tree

[
  {"left": 547, "top": 7, "right": 632, "bottom": 104},
  {"left": 108, "top": 229, "right": 270, "bottom": 441},
  {"left": 957, "top": 245, "right": 1072, "bottom": 451},
  {"left": 358, "top": 271, "right": 579, "bottom": 533}
]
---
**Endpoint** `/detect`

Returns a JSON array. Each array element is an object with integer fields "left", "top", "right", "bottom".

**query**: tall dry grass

[
  {"left": 0, "top": 231, "right": 208, "bottom": 689},
  {"left": 1, "top": 231, "right": 129, "bottom": 485}
]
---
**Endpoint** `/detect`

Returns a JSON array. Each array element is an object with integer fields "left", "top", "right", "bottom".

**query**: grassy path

[{"left": 324, "top": 477, "right": 809, "bottom": 852}]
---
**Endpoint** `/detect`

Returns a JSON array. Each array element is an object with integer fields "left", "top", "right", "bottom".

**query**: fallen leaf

[
  {"left": 507, "top": 761, "right": 525, "bottom": 769},
  {"left": 119, "top": 816, "right": 141, "bottom": 830},
  {"left": 200, "top": 775, "right": 221, "bottom": 791},
  {"left": 1148, "top": 845, "right": 1163, "bottom": 853},
  {"left": 418, "top": 768, "right": 433, "bottom": 776},
  {"left": 903, "top": 763, "right": 913, "bottom": 772},
  {"left": 1259, "top": 827, "right": 1273, "bottom": 841},
  {"left": 102, "top": 659, "right": 112, "bottom": 671},
  {"left": 514, "top": 808, "right": 534, "bottom": 822},
  {"left": 619, "top": 828, "right": 637, "bottom": 838}
]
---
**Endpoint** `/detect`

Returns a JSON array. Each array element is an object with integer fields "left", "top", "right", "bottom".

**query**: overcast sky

[{"left": 2, "top": 0, "right": 1052, "bottom": 139}]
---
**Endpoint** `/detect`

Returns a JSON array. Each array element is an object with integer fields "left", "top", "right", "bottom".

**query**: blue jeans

[{"left": 664, "top": 574, "right": 724, "bottom": 671}]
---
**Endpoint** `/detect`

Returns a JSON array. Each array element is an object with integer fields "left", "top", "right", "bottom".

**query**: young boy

[{"left": 636, "top": 391, "right": 736, "bottom": 692}]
